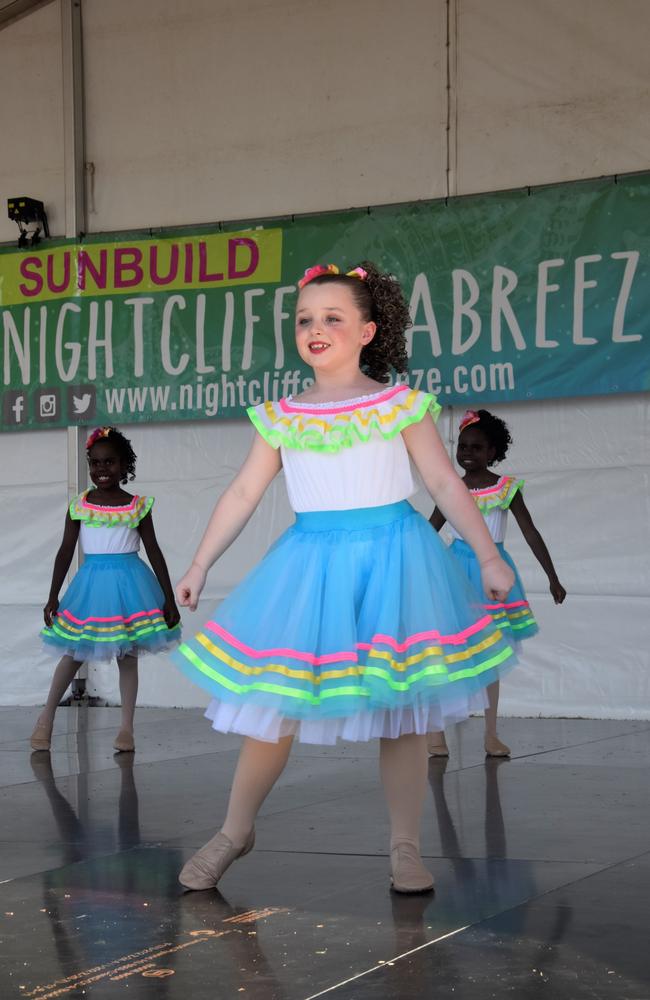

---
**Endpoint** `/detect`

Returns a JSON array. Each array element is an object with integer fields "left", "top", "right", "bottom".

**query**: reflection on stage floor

[{"left": 1, "top": 708, "right": 649, "bottom": 999}]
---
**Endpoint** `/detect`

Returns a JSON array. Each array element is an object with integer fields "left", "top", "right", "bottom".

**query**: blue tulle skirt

[
  {"left": 449, "top": 539, "right": 538, "bottom": 641},
  {"left": 42, "top": 552, "right": 181, "bottom": 661},
  {"left": 173, "top": 502, "right": 517, "bottom": 744}
]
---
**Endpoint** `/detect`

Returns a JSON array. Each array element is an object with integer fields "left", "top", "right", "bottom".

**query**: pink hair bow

[
  {"left": 346, "top": 266, "right": 368, "bottom": 281},
  {"left": 297, "top": 263, "right": 368, "bottom": 289},
  {"left": 459, "top": 410, "right": 481, "bottom": 433},
  {"left": 298, "top": 264, "right": 340, "bottom": 289},
  {"left": 86, "top": 426, "right": 111, "bottom": 450}
]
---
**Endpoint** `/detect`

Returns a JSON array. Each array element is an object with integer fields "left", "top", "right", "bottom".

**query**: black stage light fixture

[{"left": 7, "top": 196, "right": 50, "bottom": 248}]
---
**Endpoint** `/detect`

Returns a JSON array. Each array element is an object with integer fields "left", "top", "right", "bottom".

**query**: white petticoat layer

[{"left": 204, "top": 692, "right": 489, "bottom": 745}]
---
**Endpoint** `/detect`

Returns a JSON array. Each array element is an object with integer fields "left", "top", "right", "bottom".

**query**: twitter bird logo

[
  {"left": 67, "top": 385, "right": 96, "bottom": 422},
  {"left": 72, "top": 393, "right": 91, "bottom": 414}
]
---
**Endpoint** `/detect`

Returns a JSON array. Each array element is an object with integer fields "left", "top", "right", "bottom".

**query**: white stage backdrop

[
  {"left": 1, "top": 392, "right": 648, "bottom": 718},
  {"left": 1, "top": 0, "right": 649, "bottom": 718}
]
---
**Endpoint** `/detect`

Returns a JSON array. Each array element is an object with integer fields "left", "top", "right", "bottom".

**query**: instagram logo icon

[{"left": 35, "top": 388, "right": 60, "bottom": 423}]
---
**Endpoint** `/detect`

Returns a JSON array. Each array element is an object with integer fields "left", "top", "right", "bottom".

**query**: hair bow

[
  {"left": 298, "top": 263, "right": 368, "bottom": 289},
  {"left": 459, "top": 410, "right": 481, "bottom": 433},
  {"left": 86, "top": 426, "right": 112, "bottom": 450}
]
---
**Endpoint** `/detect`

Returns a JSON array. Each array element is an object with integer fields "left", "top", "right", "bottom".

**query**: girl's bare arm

[
  {"left": 509, "top": 492, "right": 566, "bottom": 603},
  {"left": 403, "top": 416, "right": 499, "bottom": 565},
  {"left": 44, "top": 513, "right": 80, "bottom": 626},
  {"left": 138, "top": 512, "right": 181, "bottom": 626},
  {"left": 402, "top": 416, "right": 514, "bottom": 601},
  {"left": 177, "top": 434, "right": 281, "bottom": 610}
]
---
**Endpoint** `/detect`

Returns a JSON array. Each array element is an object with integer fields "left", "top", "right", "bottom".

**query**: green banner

[{"left": 1, "top": 173, "right": 648, "bottom": 431}]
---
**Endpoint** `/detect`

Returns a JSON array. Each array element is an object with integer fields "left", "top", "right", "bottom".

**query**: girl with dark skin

[
  {"left": 32, "top": 428, "right": 180, "bottom": 753},
  {"left": 429, "top": 410, "right": 566, "bottom": 757}
]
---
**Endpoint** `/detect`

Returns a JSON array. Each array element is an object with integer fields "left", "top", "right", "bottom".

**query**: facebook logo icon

[{"left": 2, "top": 390, "right": 27, "bottom": 426}]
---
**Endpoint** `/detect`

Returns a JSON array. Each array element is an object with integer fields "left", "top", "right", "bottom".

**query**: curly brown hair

[{"left": 303, "top": 261, "right": 410, "bottom": 383}]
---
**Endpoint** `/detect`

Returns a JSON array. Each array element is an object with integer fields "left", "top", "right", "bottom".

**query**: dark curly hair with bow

[
  {"left": 466, "top": 410, "right": 513, "bottom": 465},
  {"left": 86, "top": 426, "right": 137, "bottom": 483},
  {"left": 302, "top": 261, "right": 410, "bottom": 383}
]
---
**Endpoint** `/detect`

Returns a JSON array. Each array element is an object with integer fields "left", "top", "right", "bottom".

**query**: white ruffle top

[
  {"left": 69, "top": 491, "right": 154, "bottom": 554},
  {"left": 247, "top": 385, "right": 440, "bottom": 513},
  {"left": 448, "top": 476, "right": 523, "bottom": 544}
]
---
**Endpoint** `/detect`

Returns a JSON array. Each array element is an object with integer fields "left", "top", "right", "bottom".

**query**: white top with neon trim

[
  {"left": 79, "top": 523, "right": 140, "bottom": 554},
  {"left": 247, "top": 385, "right": 440, "bottom": 513},
  {"left": 69, "top": 492, "right": 154, "bottom": 554},
  {"left": 448, "top": 476, "right": 523, "bottom": 544}
]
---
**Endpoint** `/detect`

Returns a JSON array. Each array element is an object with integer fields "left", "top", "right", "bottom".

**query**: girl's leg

[
  {"left": 484, "top": 680, "right": 510, "bottom": 757},
  {"left": 380, "top": 733, "right": 434, "bottom": 892},
  {"left": 221, "top": 735, "right": 294, "bottom": 846},
  {"left": 179, "top": 734, "right": 293, "bottom": 890},
  {"left": 114, "top": 654, "right": 138, "bottom": 752},
  {"left": 117, "top": 654, "right": 138, "bottom": 733},
  {"left": 32, "top": 655, "right": 83, "bottom": 748}
]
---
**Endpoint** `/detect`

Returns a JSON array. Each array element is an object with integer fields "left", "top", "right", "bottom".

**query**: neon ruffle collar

[
  {"left": 247, "top": 385, "right": 441, "bottom": 453},
  {"left": 69, "top": 491, "right": 154, "bottom": 528},
  {"left": 470, "top": 476, "right": 523, "bottom": 513}
]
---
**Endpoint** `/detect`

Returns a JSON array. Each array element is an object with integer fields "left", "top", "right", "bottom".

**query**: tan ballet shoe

[
  {"left": 179, "top": 828, "right": 255, "bottom": 891},
  {"left": 113, "top": 729, "right": 135, "bottom": 752},
  {"left": 484, "top": 735, "right": 511, "bottom": 757},
  {"left": 30, "top": 721, "right": 52, "bottom": 752},
  {"left": 390, "top": 842, "right": 435, "bottom": 894},
  {"left": 427, "top": 732, "right": 449, "bottom": 757}
]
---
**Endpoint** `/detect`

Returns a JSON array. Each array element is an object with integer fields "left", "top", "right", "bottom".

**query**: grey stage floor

[{"left": 1, "top": 707, "right": 649, "bottom": 999}]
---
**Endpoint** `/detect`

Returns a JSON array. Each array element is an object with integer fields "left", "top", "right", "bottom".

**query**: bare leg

[
  {"left": 380, "top": 733, "right": 428, "bottom": 849},
  {"left": 114, "top": 654, "right": 138, "bottom": 752},
  {"left": 179, "top": 734, "right": 293, "bottom": 890},
  {"left": 380, "top": 734, "right": 434, "bottom": 892},
  {"left": 484, "top": 680, "right": 510, "bottom": 756},
  {"left": 221, "top": 735, "right": 294, "bottom": 846},
  {"left": 31, "top": 655, "right": 82, "bottom": 750},
  {"left": 38, "top": 655, "right": 82, "bottom": 727},
  {"left": 117, "top": 654, "right": 138, "bottom": 734}
]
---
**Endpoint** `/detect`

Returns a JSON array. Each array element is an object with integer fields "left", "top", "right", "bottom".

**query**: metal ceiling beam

[
  {"left": 61, "top": 0, "right": 89, "bottom": 691},
  {"left": 61, "top": 0, "right": 86, "bottom": 237},
  {"left": 0, "top": 0, "right": 54, "bottom": 30}
]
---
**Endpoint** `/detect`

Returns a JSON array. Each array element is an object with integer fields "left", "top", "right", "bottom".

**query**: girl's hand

[
  {"left": 175, "top": 563, "right": 206, "bottom": 612},
  {"left": 163, "top": 599, "right": 181, "bottom": 629},
  {"left": 480, "top": 557, "right": 515, "bottom": 604},
  {"left": 550, "top": 580, "right": 567, "bottom": 604},
  {"left": 43, "top": 599, "right": 59, "bottom": 628}
]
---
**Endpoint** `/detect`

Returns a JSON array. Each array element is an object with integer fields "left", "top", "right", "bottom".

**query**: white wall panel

[
  {"left": 0, "top": 430, "right": 68, "bottom": 706},
  {"left": 0, "top": 1, "right": 64, "bottom": 243},
  {"left": 455, "top": 0, "right": 650, "bottom": 194},
  {"left": 81, "top": 0, "right": 447, "bottom": 232},
  {"left": 501, "top": 594, "right": 650, "bottom": 720}
]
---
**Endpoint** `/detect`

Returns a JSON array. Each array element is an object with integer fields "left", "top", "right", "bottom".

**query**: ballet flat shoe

[
  {"left": 484, "top": 736, "right": 511, "bottom": 757},
  {"left": 179, "top": 828, "right": 255, "bottom": 891},
  {"left": 113, "top": 729, "right": 135, "bottom": 752},
  {"left": 427, "top": 733, "right": 449, "bottom": 757},
  {"left": 30, "top": 721, "right": 52, "bottom": 752},
  {"left": 390, "top": 842, "right": 435, "bottom": 894}
]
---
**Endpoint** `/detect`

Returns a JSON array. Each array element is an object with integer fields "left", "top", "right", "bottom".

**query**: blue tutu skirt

[
  {"left": 42, "top": 552, "right": 181, "bottom": 661},
  {"left": 449, "top": 539, "right": 538, "bottom": 641},
  {"left": 173, "top": 502, "right": 517, "bottom": 744}
]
